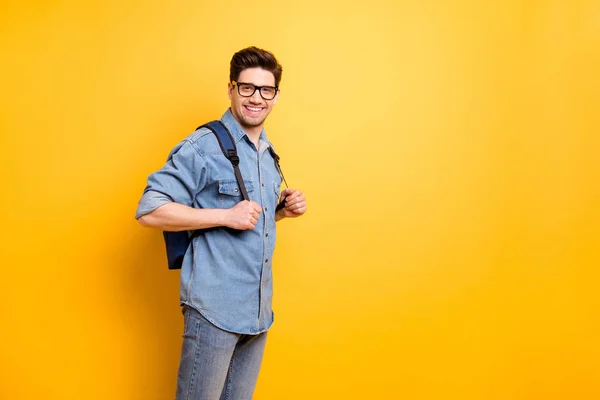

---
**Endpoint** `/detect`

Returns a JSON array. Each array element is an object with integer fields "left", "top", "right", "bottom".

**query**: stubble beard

[{"left": 238, "top": 110, "right": 267, "bottom": 129}]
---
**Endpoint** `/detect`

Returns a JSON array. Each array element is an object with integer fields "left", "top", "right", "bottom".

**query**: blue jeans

[{"left": 176, "top": 306, "right": 268, "bottom": 400}]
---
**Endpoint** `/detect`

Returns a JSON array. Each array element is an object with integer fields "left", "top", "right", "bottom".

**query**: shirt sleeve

[
  {"left": 135, "top": 140, "right": 207, "bottom": 219},
  {"left": 135, "top": 190, "right": 173, "bottom": 219}
]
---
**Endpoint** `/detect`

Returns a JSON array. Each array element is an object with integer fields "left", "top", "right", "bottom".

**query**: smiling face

[{"left": 228, "top": 67, "right": 279, "bottom": 136}]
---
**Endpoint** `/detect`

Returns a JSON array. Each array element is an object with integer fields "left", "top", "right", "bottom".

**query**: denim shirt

[{"left": 135, "top": 109, "right": 282, "bottom": 334}]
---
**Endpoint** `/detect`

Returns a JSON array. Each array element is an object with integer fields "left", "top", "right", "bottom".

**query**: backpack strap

[
  {"left": 197, "top": 121, "right": 287, "bottom": 211},
  {"left": 268, "top": 146, "right": 288, "bottom": 189},
  {"left": 197, "top": 121, "right": 249, "bottom": 201},
  {"left": 268, "top": 146, "right": 289, "bottom": 212}
]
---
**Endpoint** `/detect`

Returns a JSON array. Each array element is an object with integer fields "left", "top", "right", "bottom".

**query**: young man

[{"left": 135, "top": 47, "right": 307, "bottom": 399}]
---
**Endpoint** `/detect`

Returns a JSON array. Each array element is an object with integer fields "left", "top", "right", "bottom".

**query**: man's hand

[
  {"left": 225, "top": 200, "right": 263, "bottom": 230},
  {"left": 276, "top": 188, "right": 307, "bottom": 221}
]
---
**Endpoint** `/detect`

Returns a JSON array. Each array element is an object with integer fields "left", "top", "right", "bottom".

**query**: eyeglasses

[{"left": 232, "top": 81, "right": 278, "bottom": 100}]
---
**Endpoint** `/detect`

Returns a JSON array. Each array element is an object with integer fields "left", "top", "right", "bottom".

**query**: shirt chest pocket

[{"left": 218, "top": 179, "right": 255, "bottom": 208}]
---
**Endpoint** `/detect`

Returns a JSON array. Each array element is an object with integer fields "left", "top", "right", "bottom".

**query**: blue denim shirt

[{"left": 136, "top": 109, "right": 282, "bottom": 334}]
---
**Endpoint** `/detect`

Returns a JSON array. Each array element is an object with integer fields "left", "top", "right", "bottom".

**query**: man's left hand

[{"left": 276, "top": 188, "right": 307, "bottom": 220}]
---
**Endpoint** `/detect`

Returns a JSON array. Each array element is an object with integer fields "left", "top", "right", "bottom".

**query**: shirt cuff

[{"left": 135, "top": 190, "right": 174, "bottom": 219}]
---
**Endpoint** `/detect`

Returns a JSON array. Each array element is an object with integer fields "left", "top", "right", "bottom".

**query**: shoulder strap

[
  {"left": 268, "top": 146, "right": 290, "bottom": 212},
  {"left": 268, "top": 146, "right": 288, "bottom": 188},
  {"left": 197, "top": 121, "right": 249, "bottom": 201}
]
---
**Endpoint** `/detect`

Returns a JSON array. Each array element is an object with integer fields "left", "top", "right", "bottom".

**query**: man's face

[{"left": 228, "top": 67, "right": 279, "bottom": 131}]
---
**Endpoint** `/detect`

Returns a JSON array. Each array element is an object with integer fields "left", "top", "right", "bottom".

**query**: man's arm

[
  {"left": 275, "top": 188, "right": 307, "bottom": 222},
  {"left": 139, "top": 200, "right": 263, "bottom": 231},
  {"left": 135, "top": 139, "right": 263, "bottom": 231}
]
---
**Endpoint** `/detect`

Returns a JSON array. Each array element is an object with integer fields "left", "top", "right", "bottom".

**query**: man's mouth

[{"left": 244, "top": 105, "right": 265, "bottom": 114}]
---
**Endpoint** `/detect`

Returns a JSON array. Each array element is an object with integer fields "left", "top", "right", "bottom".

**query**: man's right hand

[{"left": 225, "top": 201, "right": 263, "bottom": 230}]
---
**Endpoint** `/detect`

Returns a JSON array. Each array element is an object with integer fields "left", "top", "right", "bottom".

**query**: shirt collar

[{"left": 221, "top": 108, "right": 269, "bottom": 145}]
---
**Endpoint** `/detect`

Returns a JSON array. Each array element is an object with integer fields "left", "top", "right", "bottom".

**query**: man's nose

[{"left": 249, "top": 89, "right": 263, "bottom": 102}]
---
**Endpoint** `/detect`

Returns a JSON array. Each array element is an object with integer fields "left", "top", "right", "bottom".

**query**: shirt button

[
  {"left": 265, "top": 233, "right": 269, "bottom": 237},
  {"left": 264, "top": 207, "right": 268, "bottom": 212},
  {"left": 261, "top": 183, "right": 265, "bottom": 187},
  {"left": 265, "top": 259, "right": 269, "bottom": 263}
]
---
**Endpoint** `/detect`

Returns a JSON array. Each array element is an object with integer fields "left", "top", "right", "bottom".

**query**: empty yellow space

[{"left": 1, "top": 1, "right": 598, "bottom": 399}]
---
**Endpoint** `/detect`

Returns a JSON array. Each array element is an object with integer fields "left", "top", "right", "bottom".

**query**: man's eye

[{"left": 240, "top": 84, "right": 254, "bottom": 92}]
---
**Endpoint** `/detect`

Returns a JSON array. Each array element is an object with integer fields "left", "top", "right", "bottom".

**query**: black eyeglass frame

[{"left": 232, "top": 81, "right": 279, "bottom": 100}]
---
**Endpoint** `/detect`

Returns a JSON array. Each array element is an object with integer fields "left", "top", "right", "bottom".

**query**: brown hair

[{"left": 230, "top": 46, "right": 283, "bottom": 87}]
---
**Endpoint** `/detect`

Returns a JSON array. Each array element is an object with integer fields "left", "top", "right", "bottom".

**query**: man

[{"left": 135, "top": 47, "right": 307, "bottom": 399}]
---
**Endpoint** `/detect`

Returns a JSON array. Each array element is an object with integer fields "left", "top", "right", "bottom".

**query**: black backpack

[{"left": 163, "top": 120, "right": 285, "bottom": 270}]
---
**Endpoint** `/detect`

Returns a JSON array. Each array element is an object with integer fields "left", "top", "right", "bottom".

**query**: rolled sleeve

[
  {"left": 135, "top": 140, "right": 206, "bottom": 219},
  {"left": 135, "top": 190, "right": 173, "bottom": 219}
]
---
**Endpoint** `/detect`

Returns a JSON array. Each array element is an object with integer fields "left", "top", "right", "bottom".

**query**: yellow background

[{"left": 1, "top": 1, "right": 599, "bottom": 399}]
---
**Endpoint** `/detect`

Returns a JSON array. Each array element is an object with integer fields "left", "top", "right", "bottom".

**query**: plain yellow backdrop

[{"left": 1, "top": 1, "right": 599, "bottom": 399}]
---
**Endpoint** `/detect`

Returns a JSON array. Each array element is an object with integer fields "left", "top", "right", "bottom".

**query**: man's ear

[
  {"left": 273, "top": 89, "right": 280, "bottom": 104},
  {"left": 228, "top": 82, "right": 234, "bottom": 100}
]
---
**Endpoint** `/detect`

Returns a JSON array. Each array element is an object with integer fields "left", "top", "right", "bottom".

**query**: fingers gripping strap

[{"left": 201, "top": 121, "right": 250, "bottom": 201}]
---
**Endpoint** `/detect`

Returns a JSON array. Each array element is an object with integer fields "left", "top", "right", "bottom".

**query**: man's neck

[
  {"left": 246, "top": 130, "right": 261, "bottom": 149},
  {"left": 228, "top": 109, "right": 263, "bottom": 148}
]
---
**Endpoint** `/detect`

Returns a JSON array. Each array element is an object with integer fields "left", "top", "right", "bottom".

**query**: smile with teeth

[{"left": 245, "top": 105, "right": 264, "bottom": 113}]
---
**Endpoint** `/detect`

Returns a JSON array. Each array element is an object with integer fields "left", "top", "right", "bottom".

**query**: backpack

[{"left": 163, "top": 120, "right": 286, "bottom": 270}]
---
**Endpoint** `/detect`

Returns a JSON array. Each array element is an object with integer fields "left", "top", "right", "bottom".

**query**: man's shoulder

[{"left": 176, "top": 126, "right": 223, "bottom": 157}]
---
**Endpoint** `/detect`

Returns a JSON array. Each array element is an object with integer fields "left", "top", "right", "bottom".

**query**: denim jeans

[{"left": 176, "top": 306, "right": 268, "bottom": 400}]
